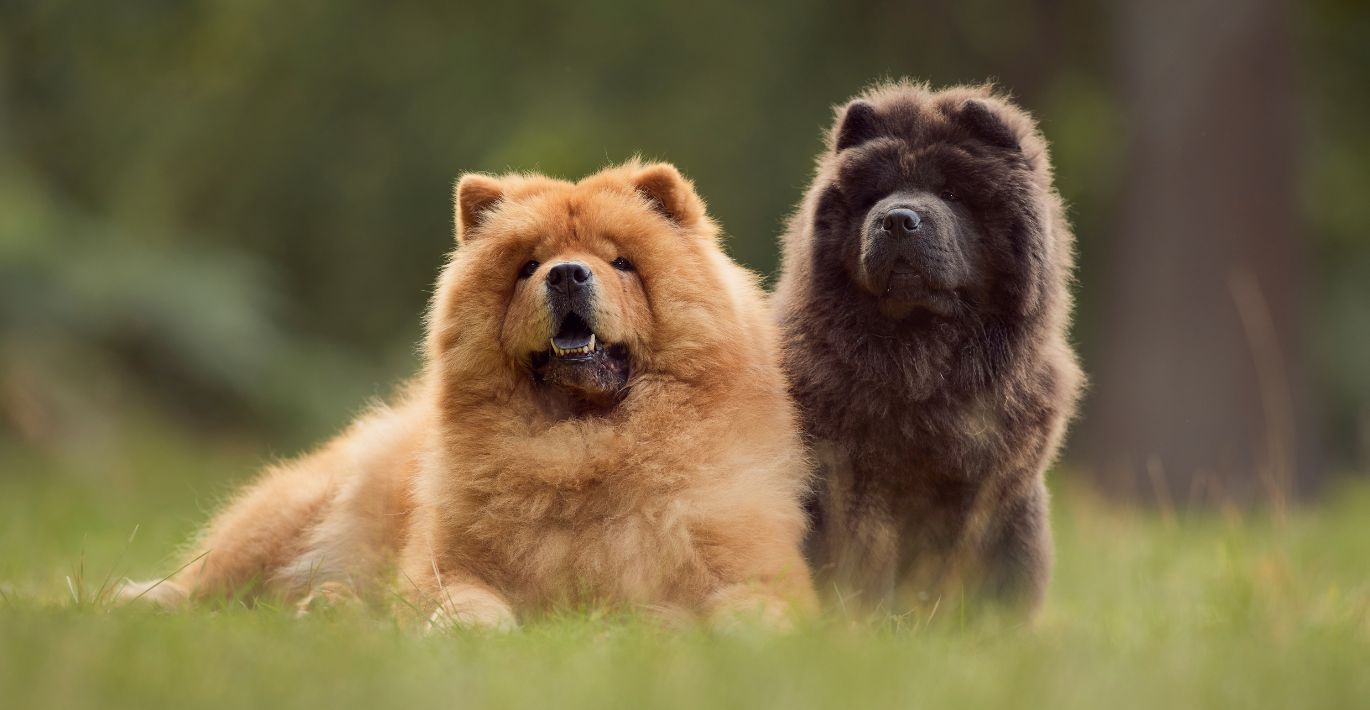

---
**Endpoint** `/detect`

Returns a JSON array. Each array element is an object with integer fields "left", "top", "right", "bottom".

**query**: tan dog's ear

[
  {"left": 454, "top": 173, "right": 504, "bottom": 242},
  {"left": 632, "top": 163, "right": 706, "bottom": 228}
]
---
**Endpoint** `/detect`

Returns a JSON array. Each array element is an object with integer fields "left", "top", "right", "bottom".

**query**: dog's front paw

[
  {"left": 426, "top": 586, "right": 517, "bottom": 634},
  {"left": 118, "top": 579, "right": 189, "bottom": 609},
  {"left": 707, "top": 584, "right": 808, "bottom": 633},
  {"left": 295, "top": 581, "right": 362, "bottom": 618}
]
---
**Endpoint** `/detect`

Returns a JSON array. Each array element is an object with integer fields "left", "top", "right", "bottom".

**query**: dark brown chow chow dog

[{"left": 773, "top": 81, "right": 1083, "bottom": 617}]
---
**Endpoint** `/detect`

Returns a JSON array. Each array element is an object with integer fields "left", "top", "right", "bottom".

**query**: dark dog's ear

[
  {"left": 957, "top": 100, "right": 1020, "bottom": 151},
  {"left": 632, "top": 162, "right": 706, "bottom": 228},
  {"left": 453, "top": 173, "right": 504, "bottom": 242},
  {"left": 833, "top": 100, "right": 882, "bottom": 152}
]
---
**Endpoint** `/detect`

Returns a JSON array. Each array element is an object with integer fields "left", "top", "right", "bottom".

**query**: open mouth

[
  {"left": 530, "top": 312, "right": 631, "bottom": 408},
  {"left": 549, "top": 313, "right": 599, "bottom": 358}
]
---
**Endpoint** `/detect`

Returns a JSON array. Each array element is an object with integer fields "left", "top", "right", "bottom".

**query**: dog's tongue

[
  {"left": 552, "top": 314, "right": 595, "bottom": 352},
  {"left": 552, "top": 333, "right": 595, "bottom": 351}
]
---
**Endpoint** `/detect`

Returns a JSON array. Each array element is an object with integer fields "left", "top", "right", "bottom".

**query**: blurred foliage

[
  {"left": 0, "top": 0, "right": 1365, "bottom": 464},
  {"left": 1301, "top": 0, "right": 1370, "bottom": 469}
]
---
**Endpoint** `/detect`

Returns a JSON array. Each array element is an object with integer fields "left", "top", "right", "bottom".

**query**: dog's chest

[
  {"left": 859, "top": 394, "right": 1012, "bottom": 479},
  {"left": 474, "top": 482, "right": 696, "bottom": 608}
]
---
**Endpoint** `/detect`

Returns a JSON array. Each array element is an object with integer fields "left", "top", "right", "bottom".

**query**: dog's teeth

[{"left": 549, "top": 339, "right": 603, "bottom": 356}]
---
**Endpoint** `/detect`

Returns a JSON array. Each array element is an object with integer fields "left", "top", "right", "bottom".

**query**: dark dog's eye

[
  {"left": 518, "top": 260, "right": 540, "bottom": 279},
  {"left": 940, "top": 189, "right": 960, "bottom": 203},
  {"left": 611, "top": 257, "right": 634, "bottom": 272}
]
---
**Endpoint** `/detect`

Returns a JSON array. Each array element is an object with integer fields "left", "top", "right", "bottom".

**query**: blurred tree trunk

[{"left": 1083, "top": 0, "right": 1317, "bottom": 506}]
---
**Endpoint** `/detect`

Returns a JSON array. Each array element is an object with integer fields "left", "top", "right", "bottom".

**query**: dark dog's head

[{"left": 807, "top": 82, "right": 1065, "bottom": 324}]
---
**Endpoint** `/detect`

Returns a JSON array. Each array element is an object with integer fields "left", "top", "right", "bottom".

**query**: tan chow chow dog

[{"left": 124, "top": 161, "right": 816, "bottom": 630}]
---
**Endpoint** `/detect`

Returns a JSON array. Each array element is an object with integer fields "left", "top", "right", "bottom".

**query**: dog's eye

[
  {"left": 611, "top": 257, "right": 634, "bottom": 272},
  {"left": 940, "top": 189, "right": 960, "bottom": 203},
  {"left": 518, "top": 260, "right": 540, "bottom": 279}
]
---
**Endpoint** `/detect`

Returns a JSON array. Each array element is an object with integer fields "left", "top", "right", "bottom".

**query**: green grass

[{"left": 2, "top": 428, "right": 1368, "bottom": 709}]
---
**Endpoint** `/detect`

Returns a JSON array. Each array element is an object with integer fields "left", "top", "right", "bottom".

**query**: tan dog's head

[{"left": 428, "top": 160, "right": 744, "bottom": 416}]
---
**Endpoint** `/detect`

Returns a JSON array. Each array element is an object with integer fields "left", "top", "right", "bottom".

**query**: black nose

[
  {"left": 546, "top": 261, "right": 593, "bottom": 294},
  {"left": 880, "top": 207, "right": 922, "bottom": 236}
]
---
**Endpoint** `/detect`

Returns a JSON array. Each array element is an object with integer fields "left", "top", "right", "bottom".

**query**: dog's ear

[
  {"left": 957, "top": 100, "right": 1021, "bottom": 152},
  {"left": 631, "top": 162, "right": 706, "bottom": 228},
  {"left": 833, "top": 100, "right": 882, "bottom": 152},
  {"left": 454, "top": 173, "right": 504, "bottom": 242}
]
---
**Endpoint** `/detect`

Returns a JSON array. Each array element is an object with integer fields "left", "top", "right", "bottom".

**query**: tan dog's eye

[
  {"left": 940, "top": 189, "right": 960, "bottom": 203},
  {"left": 518, "top": 260, "right": 540, "bottom": 280},
  {"left": 611, "top": 257, "right": 634, "bottom": 272}
]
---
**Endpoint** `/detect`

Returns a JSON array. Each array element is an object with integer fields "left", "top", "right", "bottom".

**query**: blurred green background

[
  {"left": 1, "top": 0, "right": 1367, "bottom": 499},
  {"left": 1, "top": 4, "right": 1368, "bottom": 708}
]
